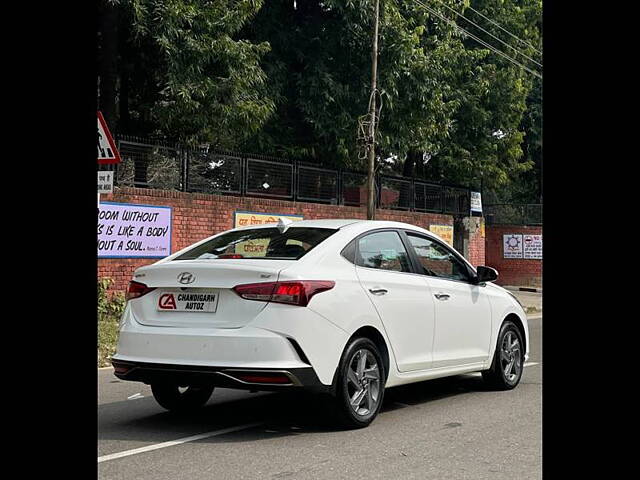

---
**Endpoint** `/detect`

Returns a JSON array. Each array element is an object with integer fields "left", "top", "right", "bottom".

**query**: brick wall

[
  {"left": 485, "top": 224, "right": 542, "bottom": 287},
  {"left": 99, "top": 187, "right": 456, "bottom": 294}
]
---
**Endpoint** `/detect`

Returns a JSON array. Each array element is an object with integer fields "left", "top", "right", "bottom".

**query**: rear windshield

[{"left": 174, "top": 227, "right": 337, "bottom": 261}]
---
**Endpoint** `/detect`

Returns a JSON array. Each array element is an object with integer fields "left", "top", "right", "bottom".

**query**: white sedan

[{"left": 112, "top": 219, "right": 529, "bottom": 427}]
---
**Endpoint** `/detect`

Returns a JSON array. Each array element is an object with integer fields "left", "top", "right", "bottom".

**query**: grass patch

[
  {"left": 98, "top": 278, "right": 126, "bottom": 367},
  {"left": 98, "top": 315, "right": 120, "bottom": 367}
]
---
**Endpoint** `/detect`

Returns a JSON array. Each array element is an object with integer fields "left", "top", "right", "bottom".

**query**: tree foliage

[
  {"left": 100, "top": 0, "right": 275, "bottom": 145},
  {"left": 98, "top": 0, "right": 542, "bottom": 198}
]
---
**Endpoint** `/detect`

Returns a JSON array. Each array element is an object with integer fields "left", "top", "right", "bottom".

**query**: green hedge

[{"left": 98, "top": 278, "right": 125, "bottom": 367}]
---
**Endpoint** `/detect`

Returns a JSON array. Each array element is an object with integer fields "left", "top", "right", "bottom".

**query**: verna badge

[{"left": 177, "top": 272, "right": 195, "bottom": 284}]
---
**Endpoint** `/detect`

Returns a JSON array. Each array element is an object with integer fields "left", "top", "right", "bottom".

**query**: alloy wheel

[
  {"left": 500, "top": 331, "right": 522, "bottom": 383},
  {"left": 346, "top": 349, "right": 381, "bottom": 417}
]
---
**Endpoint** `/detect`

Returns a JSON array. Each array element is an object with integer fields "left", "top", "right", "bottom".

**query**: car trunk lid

[{"left": 129, "top": 259, "right": 293, "bottom": 328}]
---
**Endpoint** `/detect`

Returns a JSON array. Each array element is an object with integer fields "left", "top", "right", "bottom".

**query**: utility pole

[{"left": 366, "top": 0, "right": 380, "bottom": 220}]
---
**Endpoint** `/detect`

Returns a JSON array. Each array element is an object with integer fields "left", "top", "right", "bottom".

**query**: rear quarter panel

[{"left": 273, "top": 229, "right": 400, "bottom": 386}]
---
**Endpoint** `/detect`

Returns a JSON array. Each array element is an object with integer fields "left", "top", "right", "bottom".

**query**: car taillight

[
  {"left": 218, "top": 254, "right": 244, "bottom": 259},
  {"left": 233, "top": 281, "right": 335, "bottom": 307},
  {"left": 125, "top": 281, "right": 156, "bottom": 301}
]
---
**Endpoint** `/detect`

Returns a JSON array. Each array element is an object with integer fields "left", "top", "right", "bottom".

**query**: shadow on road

[{"left": 99, "top": 373, "right": 490, "bottom": 444}]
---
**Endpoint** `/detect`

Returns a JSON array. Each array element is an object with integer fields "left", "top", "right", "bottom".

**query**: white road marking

[
  {"left": 99, "top": 362, "right": 542, "bottom": 463},
  {"left": 98, "top": 422, "right": 262, "bottom": 464}
]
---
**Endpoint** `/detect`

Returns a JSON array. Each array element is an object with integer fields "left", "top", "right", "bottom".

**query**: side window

[
  {"left": 406, "top": 233, "right": 471, "bottom": 282},
  {"left": 356, "top": 231, "right": 411, "bottom": 272},
  {"left": 341, "top": 240, "right": 356, "bottom": 264}
]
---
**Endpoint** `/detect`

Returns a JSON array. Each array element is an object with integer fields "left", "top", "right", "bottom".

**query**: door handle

[
  {"left": 369, "top": 288, "right": 388, "bottom": 295},
  {"left": 434, "top": 292, "right": 450, "bottom": 300}
]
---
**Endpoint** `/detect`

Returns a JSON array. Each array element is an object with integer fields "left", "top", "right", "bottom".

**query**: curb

[
  {"left": 505, "top": 285, "right": 542, "bottom": 293},
  {"left": 519, "top": 287, "right": 542, "bottom": 293}
]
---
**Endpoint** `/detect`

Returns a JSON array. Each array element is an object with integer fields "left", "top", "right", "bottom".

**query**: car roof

[
  {"left": 232, "top": 218, "right": 361, "bottom": 230},
  {"left": 233, "top": 218, "right": 433, "bottom": 233},
  {"left": 298, "top": 219, "right": 432, "bottom": 230}
]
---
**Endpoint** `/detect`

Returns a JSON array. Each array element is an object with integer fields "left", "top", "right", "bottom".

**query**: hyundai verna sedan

[{"left": 112, "top": 219, "right": 529, "bottom": 428}]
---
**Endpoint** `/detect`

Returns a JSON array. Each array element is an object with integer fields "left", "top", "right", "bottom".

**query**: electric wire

[
  {"left": 413, "top": 0, "right": 542, "bottom": 79},
  {"left": 465, "top": 3, "right": 542, "bottom": 55},
  {"left": 430, "top": 0, "right": 542, "bottom": 68}
]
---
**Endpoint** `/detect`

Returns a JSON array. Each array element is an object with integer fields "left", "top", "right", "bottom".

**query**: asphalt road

[{"left": 98, "top": 315, "right": 542, "bottom": 480}]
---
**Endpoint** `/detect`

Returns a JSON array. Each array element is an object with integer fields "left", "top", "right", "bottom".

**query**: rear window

[{"left": 174, "top": 227, "right": 337, "bottom": 261}]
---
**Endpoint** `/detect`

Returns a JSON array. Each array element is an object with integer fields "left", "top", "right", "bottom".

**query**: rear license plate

[{"left": 157, "top": 291, "right": 219, "bottom": 313}]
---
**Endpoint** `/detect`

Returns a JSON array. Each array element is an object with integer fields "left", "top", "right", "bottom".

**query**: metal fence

[
  {"left": 101, "top": 135, "right": 471, "bottom": 215},
  {"left": 484, "top": 204, "right": 542, "bottom": 225}
]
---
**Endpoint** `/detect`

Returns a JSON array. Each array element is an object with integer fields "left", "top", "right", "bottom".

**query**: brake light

[
  {"left": 125, "top": 281, "right": 156, "bottom": 301},
  {"left": 233, "top": 281, "right": 335, "bottom": 306},
  {"left": 218, "top": 254, "right": 244, "bottom": 259}
]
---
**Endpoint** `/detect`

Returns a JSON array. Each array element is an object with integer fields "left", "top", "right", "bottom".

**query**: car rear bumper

[
  {"left": 110, "top": 359, "right": 327, "bottom": 392},
  {"left": 115, "top": 301, "right": 350, "bottom": 387}
]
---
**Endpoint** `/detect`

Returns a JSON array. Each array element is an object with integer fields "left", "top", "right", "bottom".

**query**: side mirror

[{"left": 475, "top": 266, "right": 498, "bottom": 284}]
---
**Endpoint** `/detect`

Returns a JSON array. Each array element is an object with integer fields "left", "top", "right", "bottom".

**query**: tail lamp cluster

[
  {"left": 233, "top": 281, "right": 335, "bottom": 306},
  {"left": 125, "top": 281, "right": 156, "bottom": 301},
  {"left": 125, "top": 279, "right": 334, "bottom": 307}
]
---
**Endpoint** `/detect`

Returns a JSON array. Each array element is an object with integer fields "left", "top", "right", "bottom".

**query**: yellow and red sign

[
  {"left": 429, "top": 224, "right": 454, "bottom": 247},
  {"left": 233, "top": 211, "right": 303, "bottom": 228},
  {"left": 233, "top": 211, "right": 304, "bottom": 257}
]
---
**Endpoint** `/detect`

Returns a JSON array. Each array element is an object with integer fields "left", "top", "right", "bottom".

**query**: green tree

[
  {"left": 411, "top": 0, "right": 542, "bottom": 195},
  {"left": 98, "top": 0, "right": 542, "bottom": 198},
  {"left": 98, "top": 0, "right": 275, "bottom": 145},
  {"left": 242, "top": 0, "right": 541, "bottom": 195}
]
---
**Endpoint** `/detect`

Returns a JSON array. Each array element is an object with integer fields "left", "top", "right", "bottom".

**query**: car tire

[
  {"left": 151, "top": 383, "right": 215, "bottom": 412},
  {"left": 333, "top": 337, "right": 386, "bottom": 429},
  {"left": 482, "top": 320, "right": 524, "bottom": 390}
]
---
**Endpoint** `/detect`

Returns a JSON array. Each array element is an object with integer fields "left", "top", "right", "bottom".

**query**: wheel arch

[
  {"left": 503, "top": 312, "right": 528, "bottom": 356},
  {"left": 348, "top": 325, "right": 391, "bottom": 384}
]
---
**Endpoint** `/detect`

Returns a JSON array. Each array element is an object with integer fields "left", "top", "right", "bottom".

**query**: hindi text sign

[
  {"left": 429, "top": 224, "right": 454, "bottom": 247},
  {"left": 470, "top": 191, "right": 482, "bottom": 213},
  {"left": 98, "top": 171, "right": 114, "bottom": 194},
  {"left": 233, "top": 211, "right": 303, "bottom": 257},
  {"left": 523, "top": 234, "right": 542, "bottom": 259}
]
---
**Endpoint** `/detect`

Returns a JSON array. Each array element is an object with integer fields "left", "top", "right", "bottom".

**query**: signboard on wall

[
  {"left": 233, "top": 211, "right": 304, "bottom": 257},
  {"left": 429, "top": 224, "right": 454, "bottom": 247},
  {"left": 503, "top": 234, "right": 523, "bottom": 258},
  {"left": 98, "top": 202, "right": 172, "bottom": 258},
  {"left": 523, "top": 234, "right": 543, "bottom": 259},
  {"left": 233, "top": 211, "right": 303, "bottom": 228},
  {"left": 470, "top": 191, "right": 482, "bottom": 214},
  {"left": 97, "top": 171, "right": 114, "bottom": 194}
]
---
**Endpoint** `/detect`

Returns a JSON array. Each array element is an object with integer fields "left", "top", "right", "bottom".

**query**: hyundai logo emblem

[{"left": 177, "top": 272, "right": 195, "bottom": 284}]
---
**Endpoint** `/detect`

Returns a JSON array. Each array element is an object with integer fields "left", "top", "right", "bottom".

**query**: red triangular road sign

[{"left": 97, "top": 111, "right": 121, "bottom": 164}]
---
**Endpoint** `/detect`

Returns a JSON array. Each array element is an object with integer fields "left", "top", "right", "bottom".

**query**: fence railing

[
  {"left": 101, "top": 135, "right": 471, "bottom": 215},
  {"left": 484, "top": 204, "right": 542, "bottom": 225}
]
